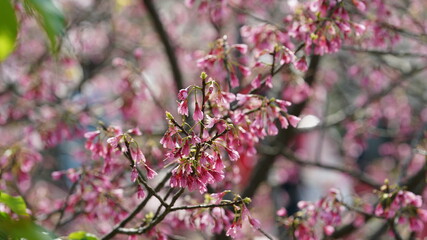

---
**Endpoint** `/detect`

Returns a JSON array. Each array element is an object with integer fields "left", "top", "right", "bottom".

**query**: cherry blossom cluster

[
  {"left": 167, "top": 190, "right": 260, "bottom": 239},
  {"left": 277, "top": 188, "right": 344, "bottom": 239},
  {"left": 85, "top": 126, "right": 157, "bottom": 198},
  {"left": 278, "top": 182, "right": 427, "bottom": 239},
  {"left": 50, "top": 167, "right": 130, "bottom": 225},
  {"left": 162, "top": 72, "right": 300, "bottom": 193},
  {"left": 373, "top": 181, "right": 427, "bottom": 232},
  {"left": 0, "top": 145, "right": 42, "bottom": 191},
  {"left": 42, "top": 125, "right": 160, "bottom": 231},
  {"left": 197, "top": 37, "right": 251, "bottom": 89},
  {"left": 241, "top": 0, "right": 367, "bottom": 58},
  {"left": 169, "top": 192, "right": 234, "bottom": 235},
  {"left": 2, "top": 0, "right": 427, "bottom": 239}
]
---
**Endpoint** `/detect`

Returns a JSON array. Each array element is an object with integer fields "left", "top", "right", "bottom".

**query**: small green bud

[
  {"left": 243, "top": 197, "right": 252, "bottom": 204},
  {"left": 145, "top": 212, "right": 154, "bottom": 222},
  {"left": 166, "top": 111, "right": 174, "bottom": 120},
  {"left": 200, "top": 72, "right": 208, "bottom": 80},
  {"left": 310, "top": 33, "right": 318, "bottom": 40},
  {"left": 204, "top": 193, "right": 212, "bottom": 202}
]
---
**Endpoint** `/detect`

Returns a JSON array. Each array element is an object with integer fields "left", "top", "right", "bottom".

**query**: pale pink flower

[
  {"left": 409, "top": 217, "right": 424, "bottom": 232},
  {"left": 225, "top": 147, "right": 240, "bottom": 161},
  {"left": 277, "top": 207, "right": 287, "bottom": 217},
  {"left": 131, "top": 168, "right": 138, "bottom": 182},
  {"left": 288, "top": 115, "right": 301, "bottom": 128},
  {"left": 230, "top": 72, "right": 239, "bottom": 88},
  {"left": 178, "top": 87, "right": 189, "bottom": 101},
  {"left": 295, "top": 57, "right": 308, "bottom": 72},
  {"left": 233, "top": 44, "right": 248, "bottom": 54},
  {"left": 193, "top": 102, "right": 204, "bottom": 122},
  {"left": 251, "top": 74, "right": 261, "bottom": 89},
  {"left": 137, "top": 185, "right": 145, "bottom": 199},
  {"left": 144, "top": 165, "right": 157, "bottom": 179},
  {"left": 178, "top": 100, "right": 189, "bottom": 116},
  {"left": 265, "top": 75, "right": 273, "bottom": 88},
  {"left": 51, "top": 171, "right": 63, "bottom": 180},
  {"left": 324, "top": 225, "right": 335, "bottom": 236},
  {"left": 238, "top": 65, "right": 251, "bottom": 77},
  {"left": 127, "top": 128, "right": 142, "bottom": 136}
]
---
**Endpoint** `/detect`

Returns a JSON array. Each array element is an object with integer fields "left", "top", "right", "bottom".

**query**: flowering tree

[{"left": 1, "top": 0, "right": 427, "bottom": 239}]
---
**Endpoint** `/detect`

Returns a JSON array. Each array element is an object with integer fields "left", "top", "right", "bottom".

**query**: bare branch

[
  {"left": 280, "top": 150, "right": 381, "bottom": 188},
  {"left": 140, "top": 0, "right": 184, "bottom": 91}
]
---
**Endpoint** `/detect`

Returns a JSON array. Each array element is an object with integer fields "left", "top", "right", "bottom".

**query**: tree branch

[
  {"left": 299, "top": 65, "right": 427, "bottom": 132},
  {"left": 101, "top": 172, "right": 172, "bottom": 240},
  {"left": 242, "top": 55, "right": 321, "bottom": 199},
  {"left": 140, "top": 0, "right": 184, "bottom": 91},
  {"left": 342, "top": 46, "right": 427, "bottom": 58},
  {"left": 280, "top": 150, "right": 381, "bottom": 188}
]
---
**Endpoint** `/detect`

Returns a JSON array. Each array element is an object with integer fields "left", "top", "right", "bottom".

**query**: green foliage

[
  {"left": 68, "top": 231, "right": 99, "bottom": 240},
  {"left": 0, "top": 0, "right": 66, "bottom": 61},
  {"left": 0, "top": 191, "right": 28, "bottom": 216},
  {"left": 0, "top": 191, "right": 56, "bottom": 240},
  {"left": 0, "top": 191, "right": 97, "bottom": 240},
  {"left": 0, "top": 0, "right": 18, "bottom": 61},
  {"left": 0, "top": 217, "right": 56, "bottom": 240},
  {"left": 24, "top": 0, "right": 66, "bottom": 52}
]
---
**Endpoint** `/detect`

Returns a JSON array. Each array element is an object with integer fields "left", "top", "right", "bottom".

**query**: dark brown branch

[
  {"left": 170, "top": 200, "right": 242, "bottom": 211},
  {"left": 227, "top": 3, "right": 283, "bottom": 30},
  {"left": 140, "top": 0, "right": 184, "bottom": 91},
  {"left": 54, "top": 175, "right": 82, "bottom": 231},
  {"left": 332, "top": 161, "right": 427, "bottom": 238},
  {"left": 342, "top": 46, "right": 427, "bottom": 58},
  {"left": 116, "top": 188, "right": 185, "bottom": 235},
  {"left": 299, "top": 65, "right": 427, "bottom": 132},
  {"left": 280, "top": 150, "right": 380, "bottom": 188},
  {"left": 101, "top": 172, "right": 172, "bottom": 240},
  {"left": 116, "top": 198, "right": 278, "bottom": 240},
  {"left": 242, "top": 55, "right": 321, "bottom": 199},
  {"left": 389, "top": 220, "right": 403, "bottom": 240},
  {"left": 398, "top": 123, "right": 427, "bottom": 182}
]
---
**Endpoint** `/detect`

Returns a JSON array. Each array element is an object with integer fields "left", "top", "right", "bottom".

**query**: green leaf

[
  {"left": 68, "top": 231, "right": 99, "bottom": 240},
  {"left": 0, "top": 211, "right": 11, "bottom": 221},
  {"left": 0, "top": 191, "right": 28, "bottom": 216},
  {"left": 24, "top": 0, "right": 65, "bottom": 52},
  {"left": 0, "top": 217, "right": 55, "bottom": 240},
  {"left": 0, "top": 0, "right": 18, "bottom": 61}
]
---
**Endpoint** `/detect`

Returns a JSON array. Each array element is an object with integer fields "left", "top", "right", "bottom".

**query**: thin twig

[
  {"left": 299, "top": 65, "right": 427, "bottom": 132},
  {"left": 116, "top": 188, "right": 185, "bottom": 235},
  {"left": 398, "top": 122, "right": 427, "bottom": 183},
  {"left": 389, "top": 219, "right": 403, "bottom": 240},
  {"left": 54, "top": 175, "right": 82, "bottom": 231},
  {"left": 101, "top": 172, "right": 172, "bottom": 240},
  {"left": 280, "top": 150, "right": 380, "bottom": 188},
  {"left": 170, "top": 200, "right": 243, "bottom": 211},
  {"left": 258, "top": 227, "right": 275, "bottom": 240},
  {"left": 342, "top": 46, "right": 427, "bottom": 58}
]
